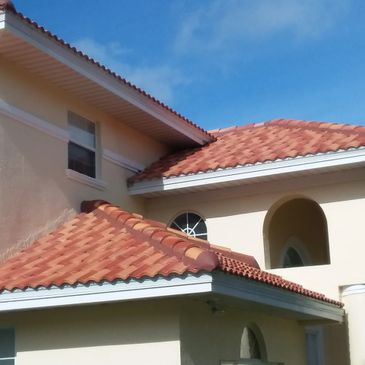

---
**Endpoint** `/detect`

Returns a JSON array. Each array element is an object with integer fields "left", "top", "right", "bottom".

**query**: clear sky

[{"left": 13, "top": 0, "right": 365, "bottom": 130}]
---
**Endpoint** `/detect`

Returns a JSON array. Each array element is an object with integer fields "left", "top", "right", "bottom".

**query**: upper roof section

[
  {"left": 0, "top": 200, "right": 341, "bottom": 308},
  {"left": 0, "top": 3, "right": 213, "bottom": 148},
  {"left": 128, "top": 118, "right": 365, "bottom": 194}
]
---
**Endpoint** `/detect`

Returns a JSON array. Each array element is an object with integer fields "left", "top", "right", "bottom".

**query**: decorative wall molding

[
  {"left": 342, "top": 284, "right": 365, "bottom": 298},
  {"left": 0, "top": 99, "right": 69, "bottom": 142},
  {"left": 102, "top": 149, "right": 144, "bottom": 173}
]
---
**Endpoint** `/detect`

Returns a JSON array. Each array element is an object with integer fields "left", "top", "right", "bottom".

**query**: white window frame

[{"left": 66, "top": 112, "right": 106, "bottom": 190}]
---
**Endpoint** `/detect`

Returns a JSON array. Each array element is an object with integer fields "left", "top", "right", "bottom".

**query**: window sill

[{"left": 65, "top": 169, "right": 107, "bottom": 191}]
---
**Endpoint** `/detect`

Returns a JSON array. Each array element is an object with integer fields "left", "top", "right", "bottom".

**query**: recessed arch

[
  {"left": 263, "top": 196, "right": 330, "bottom": 269},
  {"left": 240, "top": 323, "right": 267, "bottom": 361}
]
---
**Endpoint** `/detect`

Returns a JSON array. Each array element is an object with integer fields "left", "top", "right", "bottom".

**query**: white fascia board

[
  {"left": 128, "top": 148, "right": 365, "bottom": 195},
  {"left": 212, "top": 272, "right": 344, "bottom": 322},
  {"left": 0, "top": 273, "right": 343, "bottom": 322},
  {"left": 0, "top": 275, "right": 213, "bottom": 312},
  {"left": 3, "top": 12, "right": 211, "bottom": 145}
]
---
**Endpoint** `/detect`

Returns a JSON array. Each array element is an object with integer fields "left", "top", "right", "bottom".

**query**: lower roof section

[{"left": 0, "top": 273, "right": 344, "bottom": 322}]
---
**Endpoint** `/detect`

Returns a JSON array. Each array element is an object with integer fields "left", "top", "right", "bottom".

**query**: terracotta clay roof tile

[
  {"left": 129, "top": 119, "right": 365, "bottom": 183},
  {"left": 0, "top": 201, "right": 342, "bottom": 307}
]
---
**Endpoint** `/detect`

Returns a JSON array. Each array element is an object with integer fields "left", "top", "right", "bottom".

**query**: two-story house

[{"left": 0, "top": 1, "right": 362, "bottom": 364}]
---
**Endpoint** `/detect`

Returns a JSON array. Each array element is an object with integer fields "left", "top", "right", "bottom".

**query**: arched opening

[
  {"left": 264, "top": 198, "right": 330, "bottom": 269},
  {"left": 240, "top": 325, "right": 267, "bottom": 361}
]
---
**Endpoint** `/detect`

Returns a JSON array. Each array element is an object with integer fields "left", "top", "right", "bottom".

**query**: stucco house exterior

[{"left": 0, "top": 1, "right": 363, "bottom": 364}]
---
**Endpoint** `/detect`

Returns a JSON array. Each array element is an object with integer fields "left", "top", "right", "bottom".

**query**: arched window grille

[{"left": 170, "top": 212, "right": 207, "bottom": 240}]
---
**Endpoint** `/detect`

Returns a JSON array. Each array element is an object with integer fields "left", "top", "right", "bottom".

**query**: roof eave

[
  {"left": 0, "top": 273, "right": 343, "bottom": 322},
  {"left": 0, "top": 10, "right": 212, "bottom": 147},
  {"left": 128, "top": 147, "right": 365, "bottom": 196}
]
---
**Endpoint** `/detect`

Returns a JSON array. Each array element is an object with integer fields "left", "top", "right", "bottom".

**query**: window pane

[
  {"left": 283, "top": 247, "right": 304, "bottom": 268},
  {"left": 0, "top": 328, "right": 15, "bottom": 358},
  {"left": 69, "top": 112, "right": 95, "bottom": 148},
  {"left": 68, "top": 142, "right": 96, "bottom": 178}
]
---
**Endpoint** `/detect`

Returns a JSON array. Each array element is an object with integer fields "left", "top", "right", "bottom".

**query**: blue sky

[{"left": 13, "top": 0, "right": 365, "bottom": 130}]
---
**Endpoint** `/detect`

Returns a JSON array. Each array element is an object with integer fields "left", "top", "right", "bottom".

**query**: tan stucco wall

[
  {"left": 146, "top": 174, "right": 365, "bottom": 300},
  {"left": 180, "top": 299, "right": 307, "bottom": 365},
  {"left": 0, "top": 55, "right": 169, "bottom": 255},
  {"left": 0, "top": 300, "right": 181, "bottom": 365}
]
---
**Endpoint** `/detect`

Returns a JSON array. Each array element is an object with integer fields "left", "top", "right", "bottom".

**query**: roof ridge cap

[
  {"left": 81, "top": 201, "right": 219, "bottom": 272},
  {"left": 209, "top": 122, "right": 268, "bottom": 136},
  {"left": 269, "top": 118, "right": 365, "bottom": 135}
]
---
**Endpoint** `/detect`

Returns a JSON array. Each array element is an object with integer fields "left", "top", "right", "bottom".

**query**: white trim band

[
  {"left": 103, "top": 149, "right": 144, "bottom": 173},
  {"left": 129, "top": 148, "right": 365, "bottom": 195},
  {"left": 0, "top": 99, "right": 69, "bottom": 142}
]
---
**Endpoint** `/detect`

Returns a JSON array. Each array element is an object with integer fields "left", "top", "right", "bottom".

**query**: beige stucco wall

[
  {"left": 0, "top": 55, "right": 169, "bottom": 255},
  {"left": 146, "top": 172, "right": 365, "bottom": 300},
  {"left": 180, "top": 299, "right": 307, "bottom": 365},
  {"left": 0, "top": 300, "right": 181, "bottom": 365}
]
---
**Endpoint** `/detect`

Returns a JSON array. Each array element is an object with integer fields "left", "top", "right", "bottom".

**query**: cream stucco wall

[
  {"left": 146, "top": 172, "right": 365, "bottom": 300},
  {"left": 180, "top": 299, "right": 307, "bottom": 365},
  {"left": 0, "top": 55, "right": 170, "bottom": 255},
  {"left": 0, "top": 297, "right": 317, "bottom": 365},
  {"left": 0, "top": 300, "right": 181, "bottom": 365}
]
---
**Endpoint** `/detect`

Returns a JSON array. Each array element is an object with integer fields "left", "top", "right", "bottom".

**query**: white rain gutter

[{"left": 0, "top": 273, "right": 344, "bottom": 322}]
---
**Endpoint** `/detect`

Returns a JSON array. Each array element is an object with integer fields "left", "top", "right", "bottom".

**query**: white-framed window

[
  {"left": 170, "top": 212, "right": 207, "bottom": 240},
  {"left": 0, "top": 328, "right": 15, "bottom": 364},
  {"left": 68, "top": 111, "right": 98, "bottom": 178}
]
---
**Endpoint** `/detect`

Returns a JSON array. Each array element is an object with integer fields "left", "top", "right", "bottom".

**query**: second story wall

[
  {"left": 145, "top": 170, "right": 365, "bottom": 299},
  {"left": 0, "top": 55, "right": 170, "bottom": 256}
]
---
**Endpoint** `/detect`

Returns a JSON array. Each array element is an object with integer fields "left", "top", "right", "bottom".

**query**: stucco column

[{"left": 342, "top": 285, "right": 365, "bottom": 365}]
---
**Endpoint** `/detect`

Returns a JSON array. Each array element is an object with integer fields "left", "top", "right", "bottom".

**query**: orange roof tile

[
  {"left": 129, "top": 119, "right": 365, "bottom": 183},
  {"left": 0, "top": 201, "right": 341, "bottom": 307}
]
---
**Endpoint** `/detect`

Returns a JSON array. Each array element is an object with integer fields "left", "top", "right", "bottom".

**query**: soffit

[{"left": 0, "top": 13, "right": 212, "bottom": 148}]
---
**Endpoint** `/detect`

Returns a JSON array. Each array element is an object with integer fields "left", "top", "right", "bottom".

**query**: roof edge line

[
  {"left": 0, "top": 274, "right": 213, "bottom": 312},
  {"left": 212, "top": 272, "right": 344, "bottom": 322},
  {"left": 128, "top": 147, "right": 365, "bottom": 195}
]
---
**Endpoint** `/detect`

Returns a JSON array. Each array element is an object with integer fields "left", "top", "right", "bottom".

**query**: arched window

[
  {"left": 281, "top": 236, "right": 310, "bottom": 268},
  {"left": 264, "top": 198, "right": 330, "bottom": 269},
  {"left": 283, "top": 247, "right": 304, "bottom": 268},
  {"left": 240, "top": 326, "right": 262, "bottom": 360},
  {"left": 170, "top": 212, "right": 207, "bottom": 240}
]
